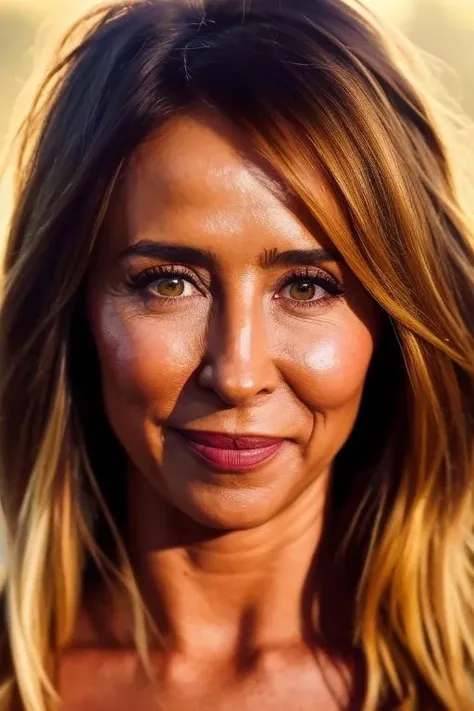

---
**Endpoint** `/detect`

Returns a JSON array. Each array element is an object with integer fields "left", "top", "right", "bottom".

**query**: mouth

[{"left": 174, "top": 429, "right": 286, "bottom": 473}]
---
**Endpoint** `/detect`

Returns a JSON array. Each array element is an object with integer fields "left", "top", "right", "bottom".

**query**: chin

[{"left": 162, "top": 482, "right": 291, "bottom": 531}]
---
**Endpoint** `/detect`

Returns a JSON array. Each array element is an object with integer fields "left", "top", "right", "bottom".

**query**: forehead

[
  {"left": 105, "top": 110, "right": 344, "bottom": 255},
  {"left": 125, "top": 113, "right": 291, "bottom": 216}
]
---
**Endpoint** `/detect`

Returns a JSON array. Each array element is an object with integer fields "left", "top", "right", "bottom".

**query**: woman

[{"left": 0, "top": 0, "right": 472, "bottom": 708}]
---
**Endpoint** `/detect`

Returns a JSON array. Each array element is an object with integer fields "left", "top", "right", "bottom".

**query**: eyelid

[
  {"left": 275, "top": 267, "right": 345, "bottom": 294},
  {"left": 132, "top": 264, "right": 198, "bottom": 278},
  {"left": 126, "top": 263, "right": 345, "bottom": 303},
  {"left": 128, "top": 264, "right": 208, "bottom": 294}
]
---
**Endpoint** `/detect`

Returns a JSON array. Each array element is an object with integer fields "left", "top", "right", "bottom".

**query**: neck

[{"left": 123, "top": 469, "right": 330, "bottom": 660}]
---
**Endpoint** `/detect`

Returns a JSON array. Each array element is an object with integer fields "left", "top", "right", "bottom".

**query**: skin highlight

[{"left": 1, "top": 2, "right": 472, "bottom": 709}]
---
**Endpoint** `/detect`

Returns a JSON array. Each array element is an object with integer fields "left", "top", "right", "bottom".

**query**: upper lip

[{"left": 176, "top": 429, "right": 285, "bottom": 450}]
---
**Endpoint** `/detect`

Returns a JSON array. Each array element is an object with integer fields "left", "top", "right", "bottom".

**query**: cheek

[
  {"left": 90, "top": 297, "right": 205, "bottom": 418},
  {"left": 279, "top": 315, "right": 376, "bottom": 411}
]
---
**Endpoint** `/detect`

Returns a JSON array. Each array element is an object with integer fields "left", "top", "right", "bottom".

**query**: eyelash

[
  {"left": 127, "top": 265, "right": 346, "bottom": 309},
  {"left": 275, "top": 267, "right": 346, "bottom": 309},
  {"left": 127, "top": 265, "right": 202, "bottom": 299}
]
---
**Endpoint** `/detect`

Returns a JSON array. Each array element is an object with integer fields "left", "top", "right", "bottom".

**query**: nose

[{"left": 198, "top": 292, "right": 278, "bottom": 406}]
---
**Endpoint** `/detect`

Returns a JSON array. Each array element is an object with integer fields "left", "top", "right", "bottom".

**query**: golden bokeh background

[{"left": 0, "top": 0, "right": 473, "bottom": 237}]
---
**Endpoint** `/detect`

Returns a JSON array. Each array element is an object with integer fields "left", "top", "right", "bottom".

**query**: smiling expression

[{"left": 87, "top": 110, "right": 380, "bottom": 530}]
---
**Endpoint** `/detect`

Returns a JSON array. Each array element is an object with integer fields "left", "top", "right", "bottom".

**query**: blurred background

[{"left": 0, "top": 0, "right": 473, "bottom": 237}]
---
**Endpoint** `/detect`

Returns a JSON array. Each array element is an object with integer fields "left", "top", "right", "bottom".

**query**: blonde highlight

[{"left": 0, "top": 1, "right": 472, "bottom": 709}]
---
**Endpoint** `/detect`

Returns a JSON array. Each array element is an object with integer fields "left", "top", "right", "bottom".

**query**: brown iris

[
  {"left": 289, "top": 281, "right": 316, "bottom": 301},
  {"left": 156, "top": 277, "right": 185, "bottom": 297}
]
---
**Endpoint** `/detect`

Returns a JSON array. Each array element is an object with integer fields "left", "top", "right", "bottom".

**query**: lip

[{"left": 176, "top": 430, "right": 286, "bottom": 472}]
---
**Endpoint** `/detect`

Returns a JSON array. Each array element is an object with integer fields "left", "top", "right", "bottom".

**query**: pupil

[
  {"left": 158, "top": 278, "right": 184, "bottom": 296},
  {"left": 290, "top": 281, "right": 315, "bottom": 301}
]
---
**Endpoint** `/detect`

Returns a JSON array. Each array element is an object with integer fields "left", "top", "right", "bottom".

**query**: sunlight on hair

[{"left": 0, "top": 1, "right": 472, "bottom": 710}]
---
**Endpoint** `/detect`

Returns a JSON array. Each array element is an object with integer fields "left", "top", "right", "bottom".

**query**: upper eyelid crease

[{"left": 128, "top": 264, "right": 204, "bottom": 288}]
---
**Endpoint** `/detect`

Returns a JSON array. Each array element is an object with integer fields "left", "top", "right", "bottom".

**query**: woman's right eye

[
  {"left": 149, "top": 276, "right": 197, "bottom": 298},
  {"left": 127, "top": 267, "right": 203, "bottom": 300}
]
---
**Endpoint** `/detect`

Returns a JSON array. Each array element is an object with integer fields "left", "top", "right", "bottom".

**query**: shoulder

[{"left": 59, "top": 646, "right": 140, "bottom": 711}]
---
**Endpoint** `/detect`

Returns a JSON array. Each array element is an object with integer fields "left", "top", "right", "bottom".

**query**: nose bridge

[
  {"left": 224, "top": 292, "right": 262, "bottom": 372},
  {"left": 203, "top": 285, "right": 275, "bottom": 403}
]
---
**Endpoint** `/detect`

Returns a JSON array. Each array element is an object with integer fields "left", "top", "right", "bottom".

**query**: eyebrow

[
  {"left": 259, "top": 247, "right": 341, "bottom": 268},
  {"left": 118, "top": 241, "right": 217, "bottom": 268},
  {"left": 119, "top": 240, "right": 341, "bottom": 268}
]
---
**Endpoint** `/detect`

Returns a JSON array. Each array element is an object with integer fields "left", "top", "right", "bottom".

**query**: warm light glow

[
  {"left": 439, "top": 0, "right": 474, "bottom": 26},
  {"left": 362, "top": 0, "right": 415, "bottom": 24},
  {"left": 0, "top": 0, "right": 420, "bottom": 22}
]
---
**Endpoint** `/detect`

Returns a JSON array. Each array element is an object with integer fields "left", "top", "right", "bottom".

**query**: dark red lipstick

[{"left": 177, "top": 430, "right": 285, "bottom": 472}]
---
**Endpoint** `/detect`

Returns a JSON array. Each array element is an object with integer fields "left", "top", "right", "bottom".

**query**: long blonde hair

[{"left": 0, "top": 1, "right": 473, "bottom": 709}]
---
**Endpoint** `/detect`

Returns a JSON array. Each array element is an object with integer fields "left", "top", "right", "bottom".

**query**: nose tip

[{"left": 198, "top": 361, "right": 275, "bottom": 406}]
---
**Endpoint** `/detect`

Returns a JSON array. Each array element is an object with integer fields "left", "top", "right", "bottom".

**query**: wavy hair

[{"left": 0, "top": 1, "right": 473, "bottom": 709}]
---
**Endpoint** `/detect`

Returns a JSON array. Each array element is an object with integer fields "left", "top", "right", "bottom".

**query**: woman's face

[{"left": 88, "top": 112, "right": 379, "bottom": 530}]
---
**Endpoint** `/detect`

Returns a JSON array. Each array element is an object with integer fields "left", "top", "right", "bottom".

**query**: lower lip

[{"left": 181, "top": 439, "right": 284, "bottom": 473}]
